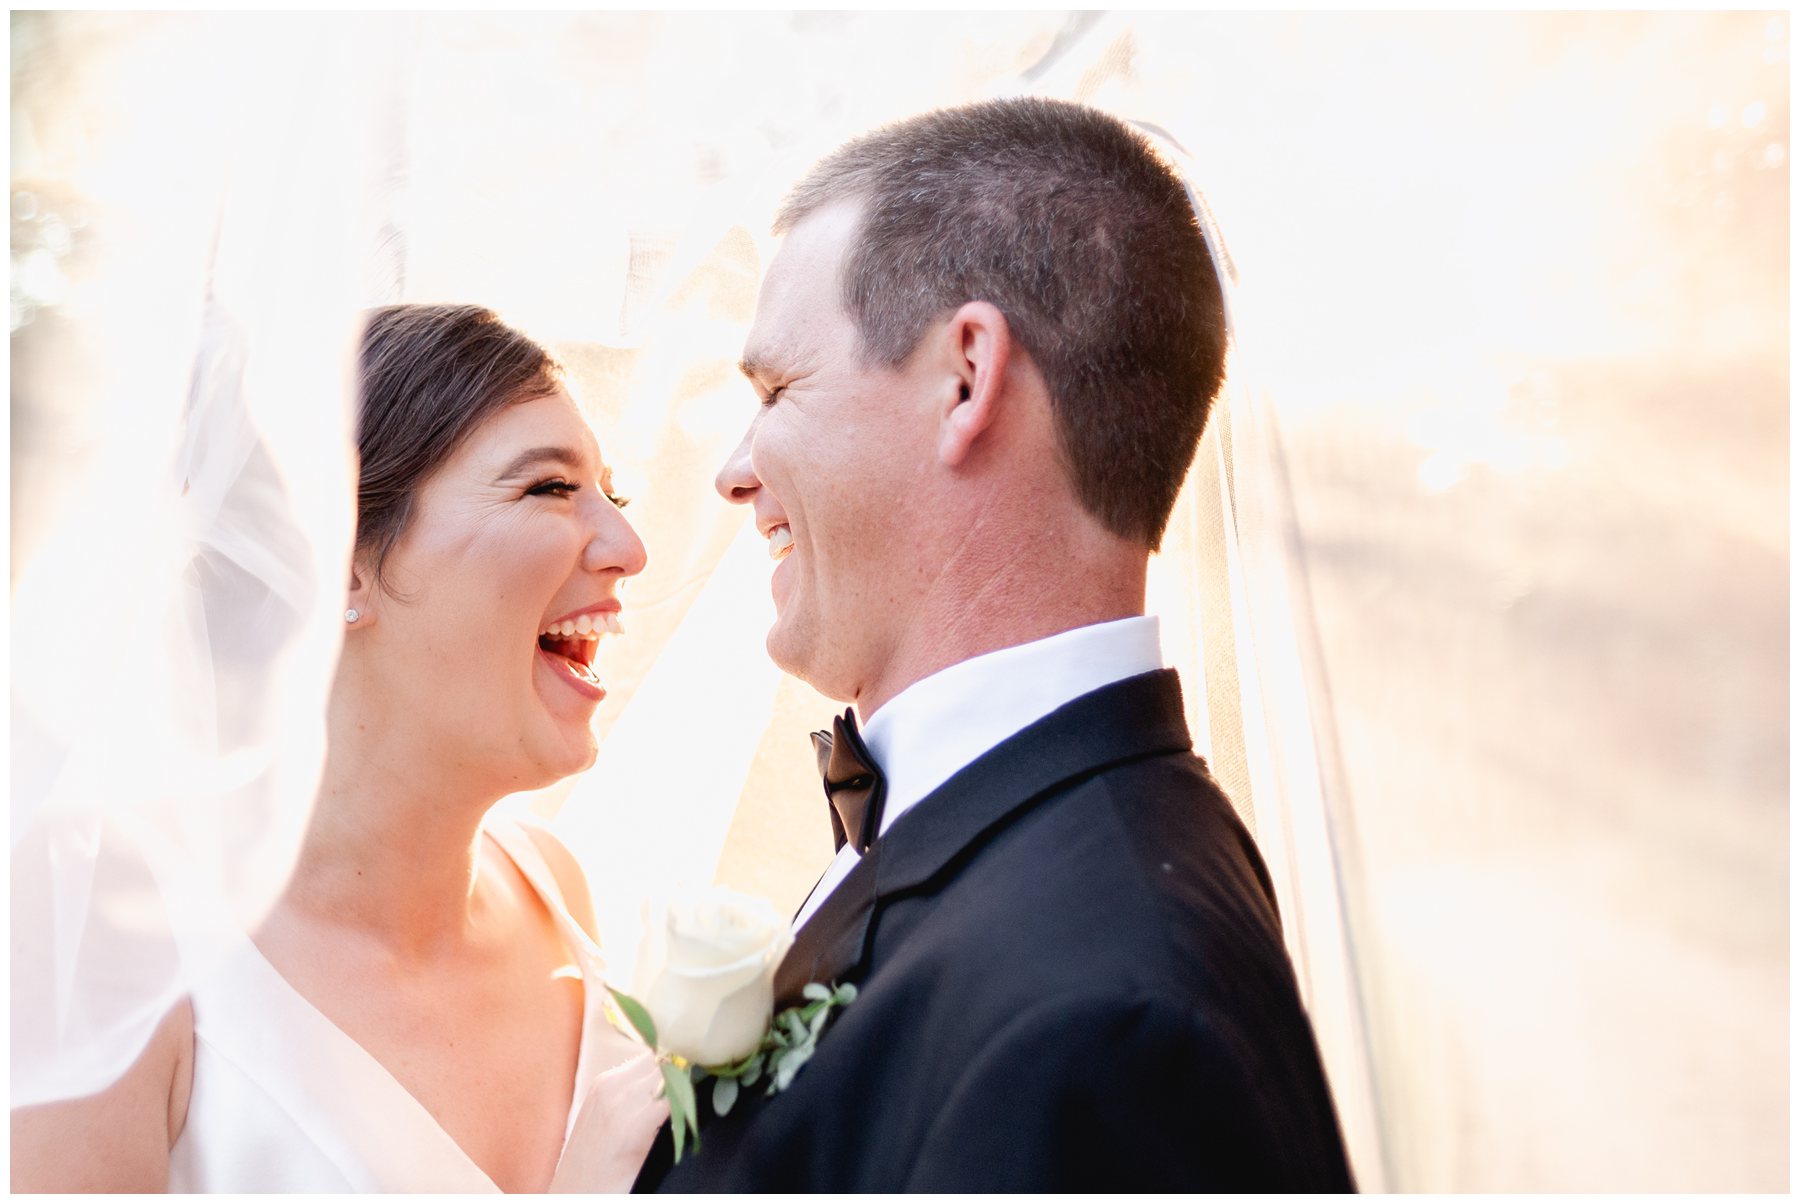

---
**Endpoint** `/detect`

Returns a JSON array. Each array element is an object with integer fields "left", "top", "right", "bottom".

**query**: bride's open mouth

[{"left": 537, "top": 611, "right": 622, "bottom": 698}]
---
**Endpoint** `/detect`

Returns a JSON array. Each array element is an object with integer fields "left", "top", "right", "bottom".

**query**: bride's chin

[
  {"left": 544, "top": 724, "right": 600, "bottom": 780},
  {"left": 567, "top": 737, "right": 600, "bottom": 776},
  {"left": 505, "top": 742, "right": 595, "bottom": 798}
]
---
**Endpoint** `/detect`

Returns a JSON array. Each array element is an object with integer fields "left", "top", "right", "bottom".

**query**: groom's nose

[{"left": 714, "top": 420, "right": 761, "bottom": 505}]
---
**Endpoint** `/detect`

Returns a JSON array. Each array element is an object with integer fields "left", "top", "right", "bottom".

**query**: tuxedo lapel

[
  {"left": 771, "top": 669, "right": 1190, "bottom": 1011},
  {"left": 874, "top": 669, "right": 1192, "bottom": 900},
  {"left": 766, "top": 673, "right": 1188, "bottom": 1007},
  {"left": 773, "top": 843, "right": 879, "bottom": 1011}
]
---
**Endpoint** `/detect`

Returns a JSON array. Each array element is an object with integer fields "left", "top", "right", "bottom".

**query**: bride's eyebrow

[{"left": 495, "top": 446, "right": 584, "bottom": 482}]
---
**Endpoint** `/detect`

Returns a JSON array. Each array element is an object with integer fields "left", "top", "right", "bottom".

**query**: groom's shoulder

[
  {"left": 1013, "top": 740, "right": 1275, "bottom": 926},
  {"left": 898, "top": 745, "right": 1287, "bottom": 1002},
  {"left": 856, "top": 746, "right": 1331, "bottom": 1171}
]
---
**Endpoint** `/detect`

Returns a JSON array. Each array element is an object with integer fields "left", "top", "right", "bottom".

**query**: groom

[{"left": 644, "top": 97, "right": 1354, "bottom": 1191}]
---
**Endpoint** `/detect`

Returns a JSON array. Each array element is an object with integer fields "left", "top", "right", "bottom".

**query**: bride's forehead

[{"left": 470, "top": 391, "right": 601, "bottom": 460}]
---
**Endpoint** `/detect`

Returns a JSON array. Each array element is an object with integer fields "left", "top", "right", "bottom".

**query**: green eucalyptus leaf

[
  {"left": 607, "top": 987, "right": 659, "bottom": 1050},
  {"left": 783, "top": 1010, "right": 808, "bottom": 1043},
  {"left": 661, "top": 1063, "right": 688, "bottom": 1162},
  {"left": 742, "top": 1052, "right": 764, "bottom": 1086},
  {"left": 667, "top": 1062, "right": 699, "bottom": 1121},
  {"left": 662, "top": 1062, "right": 701, "bottom": 1162},
  {"left": 809, "top": 1006, "right": 830, "bottom": 1039},
  {"left": 835, "top": 983, "right": 858, "bottom": 1005},
  {"left": 712, "top": 1073, "right": 740, "bottom": 1117},
  {"left": 774, "top": 1042, "right": 815, "bottom": 1092},
  {"left": 802, "top": 982, "right": 831, "bottom": 1001}
]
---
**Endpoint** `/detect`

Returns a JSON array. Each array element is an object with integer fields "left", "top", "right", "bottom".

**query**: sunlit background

[{"left": 11, "top": 11, "right": 1787, "bottom": 1192}]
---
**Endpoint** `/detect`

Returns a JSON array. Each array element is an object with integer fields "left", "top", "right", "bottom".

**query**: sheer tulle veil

[
  {"left": 11, "top": 18, "right": 395, "bottom": 1106},
  {"left": 11, "top": 24, "right": 1370, "bottom": 1166}
]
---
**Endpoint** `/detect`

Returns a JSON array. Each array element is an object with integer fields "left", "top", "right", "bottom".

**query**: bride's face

[{"left": 360, "top": 389, "right": 646, "bottom": 792}]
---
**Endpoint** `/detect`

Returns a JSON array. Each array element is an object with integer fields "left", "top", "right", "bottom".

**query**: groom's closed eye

[{"left": 736, "top": 354, "right": 790, "bottom": 407}]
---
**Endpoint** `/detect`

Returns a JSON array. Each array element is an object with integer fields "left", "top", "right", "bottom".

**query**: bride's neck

[
  {"left": 282, "top": 727, "right": 504, "bottom": 956},
  {"left": 290, "top": 791, "right": 483, "bottom": 942}
]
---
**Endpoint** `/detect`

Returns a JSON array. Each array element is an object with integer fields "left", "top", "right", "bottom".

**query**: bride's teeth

[
  {"left": 539, "top": 612, "right": 622, "bottom": 639},
  {"left": 768, "top": 525, "right": 793, "bottom": 560}
]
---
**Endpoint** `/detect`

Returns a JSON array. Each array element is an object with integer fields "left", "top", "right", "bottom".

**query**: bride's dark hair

[{"left": 353, "top": 303, "right": 563, "bottom": 588}]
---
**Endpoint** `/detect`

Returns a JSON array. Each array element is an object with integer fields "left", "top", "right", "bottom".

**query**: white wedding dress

[{"left": 168, "top": 819, "right": 643, "bottom": 1193}]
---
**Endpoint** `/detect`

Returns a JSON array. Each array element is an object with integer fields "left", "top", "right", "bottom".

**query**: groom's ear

[{"left": 936, "top": 300, "right": 1012, "bottom": 469}]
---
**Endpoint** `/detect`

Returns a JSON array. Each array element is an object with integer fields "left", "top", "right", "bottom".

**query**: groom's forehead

[
  {"left": 737, "top": 202, "right": 863, "bottom": 374},
  {"left": 762, "top": 202, "right": 859, "bottom": 302}
]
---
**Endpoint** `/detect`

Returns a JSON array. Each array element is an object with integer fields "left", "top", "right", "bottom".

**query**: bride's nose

[
  {"left": 714, "top": 419, "right": 761, "bottom": 505},
  {"left": 583, "top": 500, "right": 647, "bottom": 578}
]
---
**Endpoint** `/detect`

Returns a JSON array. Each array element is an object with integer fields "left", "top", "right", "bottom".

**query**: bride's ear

[
  {"left": 344, "top": 556, "right": 376, "bottom": 629},
  {"left": 936, "top": 301, "right": 1012, "bottom": 469}
]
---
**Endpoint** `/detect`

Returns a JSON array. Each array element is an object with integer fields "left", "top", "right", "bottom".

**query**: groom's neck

[{"left": 851, "top": 516, "right": 1148, "bottom": 721}]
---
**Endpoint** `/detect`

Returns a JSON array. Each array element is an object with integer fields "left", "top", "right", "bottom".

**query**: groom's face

[{"left": 717, "top": 201, "right": 939, "bottom": 703}]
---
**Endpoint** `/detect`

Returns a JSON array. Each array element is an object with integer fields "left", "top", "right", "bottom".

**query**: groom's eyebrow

[{"left": 495, "top": 446, "right": 583, "bottom": 481}]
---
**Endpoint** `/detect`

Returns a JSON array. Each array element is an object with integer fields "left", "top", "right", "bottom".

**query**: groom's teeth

[{"left": 768, "top": 525, "right": 793, "bottom": 560}]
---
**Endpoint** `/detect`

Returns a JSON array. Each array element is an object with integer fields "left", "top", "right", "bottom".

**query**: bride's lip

[
  {"left": 537, "top": 645, "right": 605, "bottom": 701},
  {"left": 544, "top": 599, "right": 623, "bottom": 628}
]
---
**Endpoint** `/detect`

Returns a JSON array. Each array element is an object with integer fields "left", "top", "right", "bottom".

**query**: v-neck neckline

[{"left": 233, "top": 823, "right": 600, "bottom": 1193}]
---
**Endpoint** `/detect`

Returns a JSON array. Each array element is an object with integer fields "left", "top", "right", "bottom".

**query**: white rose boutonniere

[
  {"left": 635, "top": 888, "right": 791, "bottom": 1066},
  {"left": 607, "top": 887, "right": 857, "bottom": 1162}
]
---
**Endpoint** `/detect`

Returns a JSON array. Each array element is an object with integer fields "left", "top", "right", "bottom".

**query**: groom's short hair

[{"left": 776, "top": 96, "right": 1227, "bottom": 551}]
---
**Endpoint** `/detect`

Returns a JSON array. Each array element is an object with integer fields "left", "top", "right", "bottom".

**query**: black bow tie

[{"left": 811, "top": 709, "right": 887, "bottom": 855}]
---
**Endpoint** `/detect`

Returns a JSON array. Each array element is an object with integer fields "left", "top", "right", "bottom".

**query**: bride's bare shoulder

[
  {"left": 514, "top": 818, "right": 600, "bottom": 944},
  {"left": 10, "top": 997, "right": 194, "bottom": 1192}
]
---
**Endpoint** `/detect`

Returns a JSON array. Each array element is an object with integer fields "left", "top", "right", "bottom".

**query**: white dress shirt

[{"left": 792, "top": 615, "right": 1166, "bottom": 929}]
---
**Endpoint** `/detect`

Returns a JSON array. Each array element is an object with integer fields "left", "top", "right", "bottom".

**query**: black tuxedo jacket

[{"left": 641, "top": 669, "right": 1354, "bottom": 1192}]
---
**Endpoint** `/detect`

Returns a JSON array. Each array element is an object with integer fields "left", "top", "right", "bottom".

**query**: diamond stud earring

[{"left": 345, "top": 608, "right": 360, "bottom": 623}]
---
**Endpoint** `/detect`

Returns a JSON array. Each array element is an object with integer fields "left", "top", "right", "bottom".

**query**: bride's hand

[{"left": 553, "top": 1052, "right": 671, "bottom": 1193}]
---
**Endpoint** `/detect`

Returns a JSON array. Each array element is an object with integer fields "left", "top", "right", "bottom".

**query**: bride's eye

[{"left": 527, "top": 479, "right": 580, "bottom": 498}]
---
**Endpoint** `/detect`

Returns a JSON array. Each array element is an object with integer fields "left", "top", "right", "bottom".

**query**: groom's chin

[
  {"left": 765, "top": 621, "right": 850, "bottom": 703},
  {"left": 765, "top": 624, "right": 808, "bottom": 685}
]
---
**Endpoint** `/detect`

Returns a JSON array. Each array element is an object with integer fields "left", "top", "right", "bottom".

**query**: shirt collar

[{"left": 856, "top": 615, "right": 1164, "bottom": 837}]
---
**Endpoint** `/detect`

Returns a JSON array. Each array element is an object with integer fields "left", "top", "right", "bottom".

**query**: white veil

[
  {"left": 11, "top": 14, "right": 398, "bottom": 1106},
  {"left": 11, "top": 16, "right": 1377, "bottom": 1185}
]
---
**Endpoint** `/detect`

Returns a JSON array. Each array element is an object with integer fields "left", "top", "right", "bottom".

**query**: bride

[{"left": 11, "top": 304, "right": 669, "bottom": 1192}]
